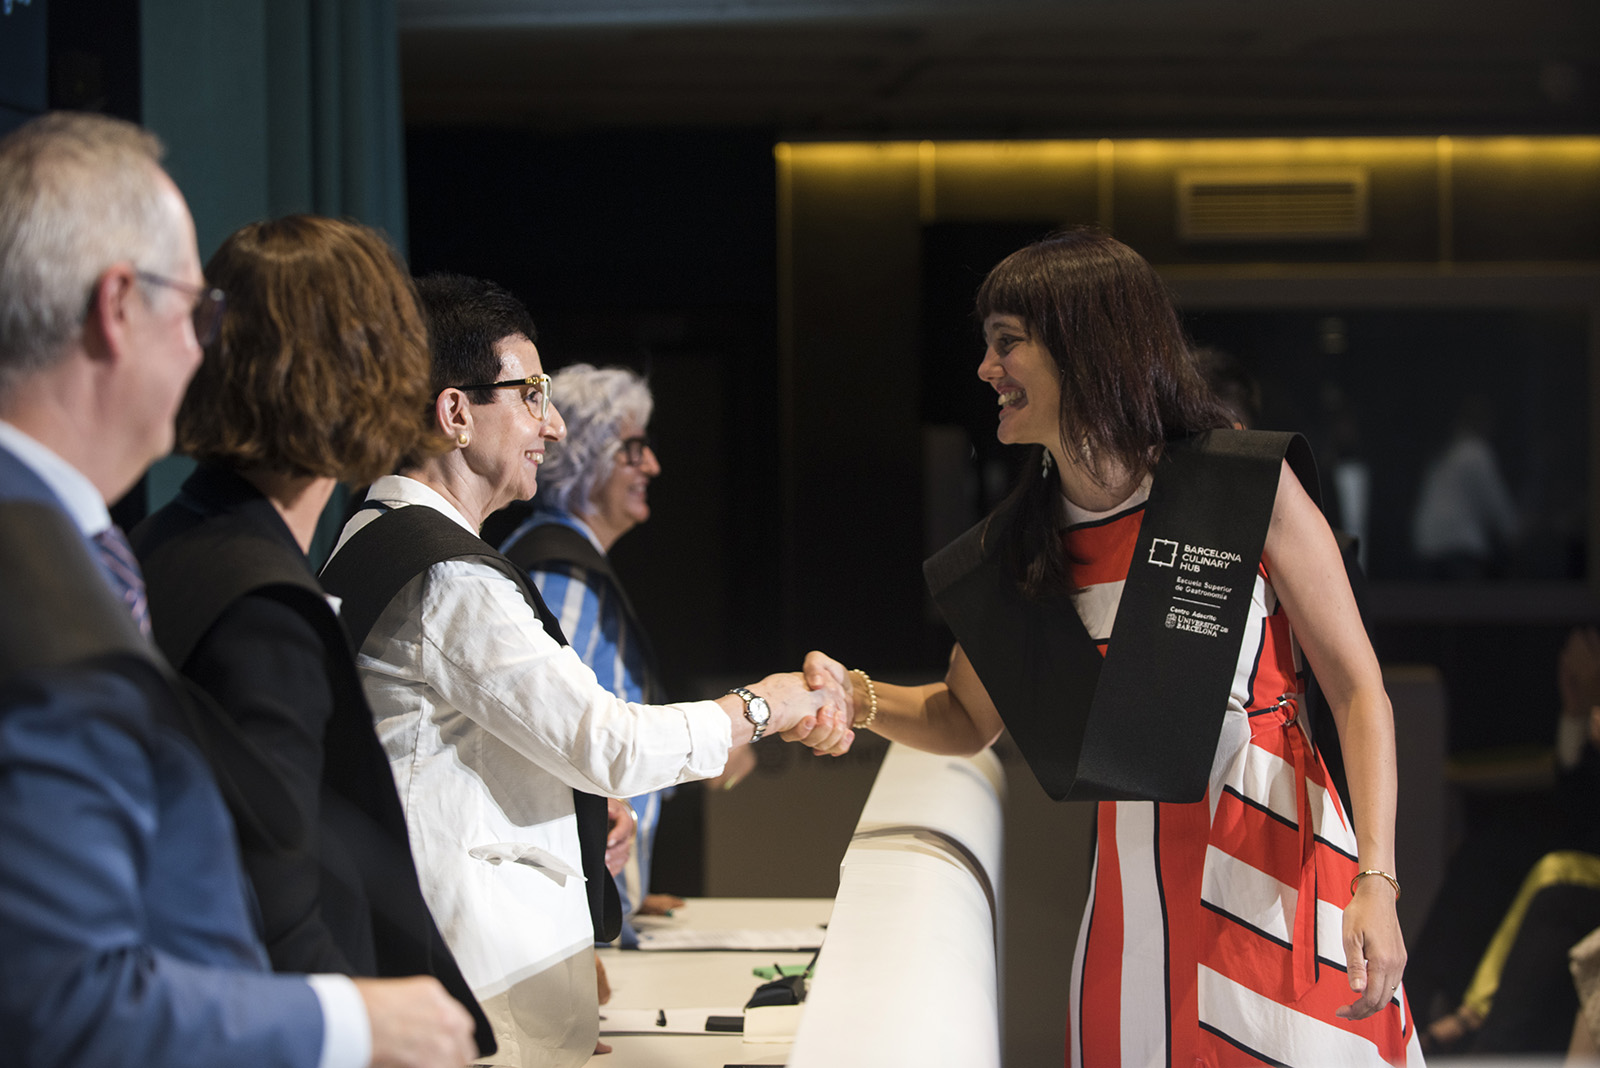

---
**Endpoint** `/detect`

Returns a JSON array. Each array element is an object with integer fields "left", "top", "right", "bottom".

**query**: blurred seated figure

[
  {"left": 1412, "top": 393, "right": 1520, "bottom": 580},
  {"left": 318, "top": 273, "right": 851, "bottom": 1067},
  {"left": 501, "top": 364, "right": 682, "bottom": 948},
  {"left": 129, "top": 216, "right": 494, "bottom": 1055},
  {"left": 1410, "top": 626, "right": 1600, "bottom": 1039},
  {"left": 1426, "top": 851, "right": 1600, "bottom": 1054}
]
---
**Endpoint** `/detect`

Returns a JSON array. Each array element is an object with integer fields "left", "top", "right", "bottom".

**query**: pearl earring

[{"left": 457, "top": 433, "right": 469, "bottom": 446}]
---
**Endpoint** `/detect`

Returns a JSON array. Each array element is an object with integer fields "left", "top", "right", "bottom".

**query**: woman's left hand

[
  {"left": 761, "top": 670, "right": 853, "bottom": 756},
  {"left": 1336, "top": 876, "right": 1407, "bottom": 1020},
  {"left": 605, "top": 798, "right": 636, "bottom": 876},
  {"left": 639, "top": 892, "right": 686, "bottom": 916}
]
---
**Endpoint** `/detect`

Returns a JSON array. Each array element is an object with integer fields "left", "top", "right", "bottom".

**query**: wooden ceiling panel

[{"left": 399, "top": 1, "right": 1599, "bottom": 133}]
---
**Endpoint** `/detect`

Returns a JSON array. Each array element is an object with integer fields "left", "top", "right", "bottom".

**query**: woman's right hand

[
  {"left": 751, "top": 671, "right": 853, "bottom": 755},
  {"left": 803, "top": 651, "right": 852, "bottom": 711}
]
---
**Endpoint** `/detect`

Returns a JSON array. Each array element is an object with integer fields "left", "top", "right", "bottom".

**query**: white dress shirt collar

[
  {"left": 0, "top": 418, "right": 112, "bottom": 537},
  {"left": 367, "top": 474, "right": 478, "bottom": 533}
]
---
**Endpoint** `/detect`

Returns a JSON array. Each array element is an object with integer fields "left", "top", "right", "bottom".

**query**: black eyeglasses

[
  {"left": 617, "top": 435, "right": 654, "bottom": 466},
  {"left": 453, "top": 373, "right": 553, "bottom": 419},
  {"left": 136, "top": 270, "right": 227, "bottom": 346}
]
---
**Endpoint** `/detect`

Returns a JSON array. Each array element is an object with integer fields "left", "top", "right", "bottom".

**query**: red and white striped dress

[{"left": 1063, "top": 483, "right": 1422, "bottom": 1068}]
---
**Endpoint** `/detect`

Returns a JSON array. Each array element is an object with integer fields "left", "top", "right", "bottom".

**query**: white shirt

[
  {"left": 0, "top": 419, "right": 112, "bottom": 537},
  {"left": 0, "top": 420, "right": 370, "bottom": 1068},
  {"left": 331, "top": 475, "right": 731, "bottom": 1067},
  {"left": 1412, "top": 435, "right": 1519, "bottom": 559}
]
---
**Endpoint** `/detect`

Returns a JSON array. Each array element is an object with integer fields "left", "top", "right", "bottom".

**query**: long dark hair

[{"left": 975, "top": 228, "right": 1230, "bottom": 596}]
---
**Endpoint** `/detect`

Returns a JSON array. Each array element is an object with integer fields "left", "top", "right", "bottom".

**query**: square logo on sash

[{"left": 1148, "top": 538, "right": 1179, "bottom": 567}]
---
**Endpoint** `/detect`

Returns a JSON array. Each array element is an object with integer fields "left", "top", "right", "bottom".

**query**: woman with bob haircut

[
  {"left": 130, "top": 215, "right": 494, "bottom": 1057},
  {"left": 806, "top": 228, "right": 1420, "bottom": 1065}
]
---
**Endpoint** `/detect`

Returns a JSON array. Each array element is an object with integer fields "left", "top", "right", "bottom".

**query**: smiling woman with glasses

[
  {"left": 617, "top": 433, "right": 653, "bottom": 467},
  {"left": 802, "top": 228, "right": 1416, "bottom": 1067},
  {"left": 451, "top": 372, "right": 552, "bottom": 419},
  {"left": 318, "top": 273, "right": 852, "bottom": 1068}
]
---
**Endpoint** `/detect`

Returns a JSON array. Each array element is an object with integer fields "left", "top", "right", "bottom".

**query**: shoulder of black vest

[
  {"left": 321, "top": 504, "right": 568, "bottom": 650},
  {"left": 140, "top": 514, "right": 330, "bottom": 668},
  {"left": 506, "top": 522, "right": 669, "bottom": 699},
  {"left": 503, "top": 520, "right": 610, "bottom": 577}
]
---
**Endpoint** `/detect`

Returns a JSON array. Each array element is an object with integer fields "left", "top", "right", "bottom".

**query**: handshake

[
  {"left": 725, "top": 650, "right": 858, "bottom": 757},
  {"left": 355, "top": 650, "right": 865, "bottom": 1068}
]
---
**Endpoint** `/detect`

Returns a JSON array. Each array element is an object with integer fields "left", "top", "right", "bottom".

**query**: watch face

[{"left": 748, "top": 696, "right": 771, "bottom": 725}]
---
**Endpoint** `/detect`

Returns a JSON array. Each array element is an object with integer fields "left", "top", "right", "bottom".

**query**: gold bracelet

[
  {"left": 1350, "top": 868, "right": 1402, "bottom": 900},
  {"left": 849, "top": 668, "right": 878, "bottom": 729}
]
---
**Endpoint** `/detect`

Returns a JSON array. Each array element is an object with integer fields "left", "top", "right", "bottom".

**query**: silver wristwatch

[{"left": 728, "top": 686, "right": 771, "bottom": 742}]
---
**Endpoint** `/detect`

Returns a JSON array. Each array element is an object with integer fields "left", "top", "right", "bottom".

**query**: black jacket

[{"left": 131, "top": 464, "right": 495, "bottom": 1057}]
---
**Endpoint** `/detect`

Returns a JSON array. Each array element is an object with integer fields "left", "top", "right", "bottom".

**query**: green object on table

[{"left": 752, "top": 963, "right": 811, "bottom": 981}]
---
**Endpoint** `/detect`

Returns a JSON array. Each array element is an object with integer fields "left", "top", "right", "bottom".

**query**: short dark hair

[
  {"left": 174, "top": 215, "right": 431, "bottom": 484},
  {"left": 975, "top": 228, "right": 1229, "bottom": 596},
  {"left": 401, "top": 273, "right": 540, "bottom": 470},
  {"left": 414, "top": 272, "right": 538, "bottom": 402}
]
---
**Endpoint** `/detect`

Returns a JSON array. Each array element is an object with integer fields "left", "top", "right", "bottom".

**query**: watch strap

[{"left": 729, "top": 685, "right": 768, "bottom": 742}]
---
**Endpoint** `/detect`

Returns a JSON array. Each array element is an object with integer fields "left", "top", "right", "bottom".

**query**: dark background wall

[
  {"left": 9, "top": 1, "right": 1598, "bottom": 711},
  {"left": 0, "top": 0, "right": 139, "bottom": 134},
  {"left": 6, "top": 0, "right": 1595, "bottom": 832},
  {"left": 5, "top": 6, "right": 1599, "bottom": 1062},
  {"left": 405, "top": 126, "right": 783, "bottom": 689}
]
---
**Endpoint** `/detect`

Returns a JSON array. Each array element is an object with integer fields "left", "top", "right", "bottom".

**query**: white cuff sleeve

[
  {"left": 679, "top": 698, "right": 735, "bottom": 779},
  {"left": 307, "top": 973, "right": 373, "bottom": 1068}
]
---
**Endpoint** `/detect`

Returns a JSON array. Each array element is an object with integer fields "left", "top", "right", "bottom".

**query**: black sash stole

[{"left": 924, "top": 429, "right": 1319, "bottom": 803}]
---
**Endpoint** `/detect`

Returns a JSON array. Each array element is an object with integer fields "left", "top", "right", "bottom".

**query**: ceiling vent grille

[{"left": 1176, "top": 167, "right": 1369, "bottom": 242}]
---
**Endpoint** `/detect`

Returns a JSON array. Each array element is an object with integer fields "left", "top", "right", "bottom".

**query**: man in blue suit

[{"left": 0, "top": 112, "right": 477, "bottom": 1068}]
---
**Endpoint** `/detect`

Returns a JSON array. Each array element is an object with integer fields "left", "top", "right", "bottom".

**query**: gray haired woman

[{"left": 499, "top": 364, "right": 677, "bottom": 945}]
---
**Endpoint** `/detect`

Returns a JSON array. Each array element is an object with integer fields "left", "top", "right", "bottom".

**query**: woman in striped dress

[{"left": 805, "top": 228, "right": 1421, "bottom": 1066}]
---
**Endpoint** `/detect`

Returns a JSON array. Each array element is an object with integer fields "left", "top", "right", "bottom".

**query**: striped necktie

[{"left": 92, "top": 524, "right": 152, "bottom": 638}]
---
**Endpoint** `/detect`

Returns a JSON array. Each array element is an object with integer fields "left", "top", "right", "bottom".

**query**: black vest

[
  {"left": 132, "top": 469, "right": 496, "bottom": 1056},
  {"left": 501, "top": 518, "right": 665, "bottom": 704}
]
